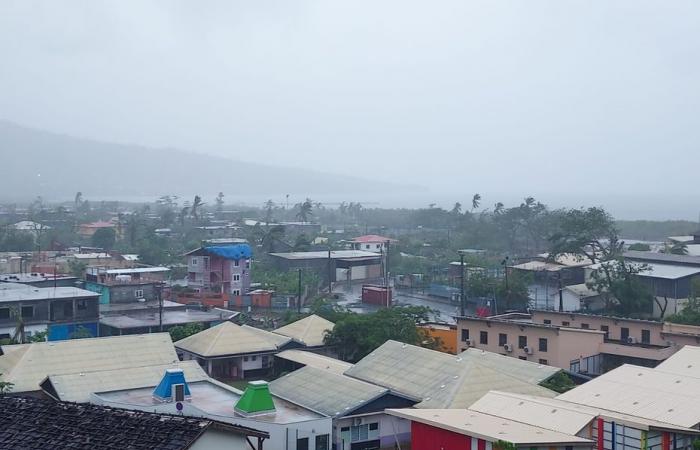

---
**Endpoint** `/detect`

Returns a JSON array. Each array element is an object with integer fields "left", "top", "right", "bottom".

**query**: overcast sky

[{"left": 1, "top": 1, "right": 699, "bottom": 218}]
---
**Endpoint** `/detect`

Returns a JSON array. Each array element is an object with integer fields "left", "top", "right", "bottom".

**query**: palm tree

[
  {"left": 215, "top": 192, "right": 225, "bottom": 213},
  {"left": 74, "top": 192, "right": 83, "bottom": 209},
  {"left": 296, "top": 198, "right": 313, "bottom": 223},
  {"left": 261, "top": 225, "right": 286, "bottom": 253},
  {"left": 191, "top": 195, "right": 205, "bottom": 221},
  {"left": 494, "top": 202, "right": 504, "bottom": 215},
  {"left": 451, "top": 202, "right": 462, "bottom": 215},
  {"left": 471, "top": 193, "right": 481, "bottom": 212}
]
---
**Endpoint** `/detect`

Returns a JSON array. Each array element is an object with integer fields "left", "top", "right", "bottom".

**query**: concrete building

[
  {"left": 348, "top": 234, "right": 397, "bottom": 253},
  {"left": 511, "top": 254, "right": 590, "bottom": 311},
  {"left": 84, "top": 266, "right": 170, "bottom": 306},
  {"left": 387, "top": 407, "right": 595, "bottom": 450},
  {"left": 455, "top": 311, "right": 700, "bottom": 375},
  {"left": 0, "top": 272, "right": 78, "bottom": 288},
  {"left": 270, "top": 366, "right": 416, "bottom": 450},
  {"left": 185, "top": 242, "right": 252, "bottom": 300},
  {"left": 0, "top": 283, "right": 100, "bottom": 341},
  {"left": 268, "top": 250, "right": 382, "bottom": 284},
  {"left": 77, "top": 220, "right": 117, "bottom": 238},
  {"left": 93, "top": 375, "right": 332, "bottom": 450}
]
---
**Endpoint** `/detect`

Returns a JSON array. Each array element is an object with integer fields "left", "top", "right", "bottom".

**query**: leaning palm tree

[
  {"left": 471, "top": 193, "right": 481, "bottom": 212},
  {"left": 191, "top": 195, "right": 205, "bottom": 221},
  {"left": 296, "top": 198, "right": 313, "bottom": 223}
]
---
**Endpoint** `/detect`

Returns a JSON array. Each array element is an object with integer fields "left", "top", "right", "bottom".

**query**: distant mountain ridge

[{"left": 0, "top": 121, "right": 404, "bottom": 202}]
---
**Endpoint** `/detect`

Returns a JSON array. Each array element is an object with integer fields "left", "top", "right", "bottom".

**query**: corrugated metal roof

[
  {"left": 269, "top": 250, "right": 380, "bottom": 260},
  {"left": 655, "top": 345, "right": 700, "bottom": 378},
  {"left": 557, "top": 364, "right": 700, "bottom": 428},
  {"left": 275, "top": 349, "right": 353, "bottom": 374},
  {"left": 588, "top": 261, "right": 700, "bottom": 280},
  {"left": 473, "top": 391, "right": 700, "bottom": 434},
  {"left": 344, "top": 340, "right": 557, "bottom": 409},
  {"left": 104, "top": 267, "right": 169, "bottom": 275},
  {"left": 0, "top": 333, "right": 178, "bottom": 393},
  {"left": 624, "top": 251, "right": 700, "bottom": 266},
  {"left": 174, "top": 322, "right": 290, "bottom": 357},
  {"left": 386, "top": 408, "right": 593, "bottom": 446},
  {"left": 273, "top": 314, "right": 334, "bottom": 347},
  {"left": 44, "top": 360, "right": 208, "bottom": 403},
  {"left": 270, "top": 366, "right": 389, "bottom": 417},
  {"left": 461, "top": 348, "right": 560, "bottom": 384},
  {"left": 0, "top": 286, "right": 99, "bottom": 303}
]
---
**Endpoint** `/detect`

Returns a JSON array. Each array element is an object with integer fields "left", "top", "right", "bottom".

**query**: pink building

[
  {"left": 456, "top": 310, "right": 700, "bottom": 376},
  {"left": 184, "top": 242, "right": 252, "bottom": 300}
]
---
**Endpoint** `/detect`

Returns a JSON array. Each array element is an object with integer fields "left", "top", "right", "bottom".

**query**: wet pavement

[{"left": 331, "top": 283, "right": 464, "bottom": 323}]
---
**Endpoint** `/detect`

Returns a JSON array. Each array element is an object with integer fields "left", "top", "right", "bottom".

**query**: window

[
  {"left": 251, "top": 355, "right": 257, "bottom": 361},
  {"left": 191, "top": 257, "right": 198, "bottom": 265},
  {"left": 233, "top": 274, "right": 240, "bottom": 282},
  {"left": 366, "top": 244, "right": 370, "bottom": 249},
  {"left": 77, "top": 299, "right": 87, "bottom": 310},
  {"left": 600, "top": 325, "right": 609, "bottom": 339},
  {"left": 461, "top": 329, "right": 470, "bottom": 342},
  {"left": 135, "top": 289, "right": 144, "bottom": 298},
  {"left": 621, "top": 327, "right": 630, "bottom": 341},
  {"left": 296, "top": 437, "right": 309, "bottom": 450},
  {"left": 519, "top": 356, "right": 527, "bottom": 360},
  {"left": 350, "top": 423, "right": 379, "bottom": 443},
  {"left": 480, "top": 331, "right": 488, "bottom": 345},
  {"left": 562, "top": 321, "right": 570, "bottom": 326},
  {"left": 518, "top": 336, "right": 527, "bottom": 349},
  {"left": 21, "top": 306, "right": 34, "bottom": 318},
  {"left": 0, "top": 308, "right": 10, "bottom": 320},
  {"left": 315, "top": 434, "right": 330, "bottom": 450},
  {"left": 642, "top": 329, "right": 651, "bottom": 344},
  {"left": 538, "top": 337, "right": 548, "bottom": 352},
  {"left": 581, "top": 323, "right": 590, "bottom": 330},
  {"left": 543, "top": 319, "right": 551, "bottom": 325},
  {"left": 243, "top": 356, "right": 249, "bottom": 361},
  {"left": 233, "top": 260, "right": 240, "bottom": 267},
  {"left": 499, "top": 333, "right": 507, "bottom": 347},
  {"left": 539, "top": 359, "right": 548, "bottom": 365}
]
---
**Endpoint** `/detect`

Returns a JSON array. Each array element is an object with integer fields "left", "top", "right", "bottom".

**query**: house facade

[
  {"left": 185, "top": 242, "right": 252, "bottom": 301},
  {"left": 0, "top": 284, "right": 100, "bottom": 341}
]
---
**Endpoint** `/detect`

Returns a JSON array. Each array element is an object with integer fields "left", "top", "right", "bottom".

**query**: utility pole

[
  {"left": 297, "top": 268, "right": 302, "bottom": 314},
  {"left": 157, "top": 282, "right": 164, "bottom": 332},
  {"left": 558, "top": 272, "right": 564, "bottom": 312},
  {"left": 501, "top": 256, "right": 510, "bottom": 310},
  {"left": 459, "top": 251, "right": 465, "bottom": 317},
  {"left": 327, "top": 246, "right": 332, "bottom": 296}
]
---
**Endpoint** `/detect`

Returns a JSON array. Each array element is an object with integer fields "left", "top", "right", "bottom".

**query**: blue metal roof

[
  {"left": 152, "top": 368, "right": 191, "bottom": 400},
  {"left": 205, "top": 244, "right": 252, "bottom": 260}
]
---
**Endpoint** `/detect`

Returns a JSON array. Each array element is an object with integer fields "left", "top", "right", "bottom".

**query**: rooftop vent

[
  {"left": 152, "top": 368, "right": 190, "bottom": 402},
  {"left": 234, "top": 380, "right": 276, "bottom": 417}
]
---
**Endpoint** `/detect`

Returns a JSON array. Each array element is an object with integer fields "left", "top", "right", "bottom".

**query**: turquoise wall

[{"left": 84, "top": 281, "right": 110, "bottom": 304}]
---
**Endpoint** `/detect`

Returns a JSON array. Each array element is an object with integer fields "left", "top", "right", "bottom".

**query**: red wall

[{"left": 411, "top": 421, "right": 472, "bottom": 450}]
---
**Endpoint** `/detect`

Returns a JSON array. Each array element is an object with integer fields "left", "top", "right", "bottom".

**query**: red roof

[
  {"left": 351, "top": 234, "right": 397, "bottom": 243},
  {"left": 82, "top": 221, "right": 115, "bottom": 228}
]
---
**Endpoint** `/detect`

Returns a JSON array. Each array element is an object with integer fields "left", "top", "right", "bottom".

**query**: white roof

[
  {"left": 174, "top": 322, "right": 290, "bottom": 357},
  {"left": 0, "top": 286, "right": 98, "bottom": 303},
  {"left": 386, "top": 408, "right": 593, "bottom": 446},
  {"left": 44, "top": 360, "right": 208, "bottom": 403},
  {"left": 273, "top": 314, "right": 334, "bottom": 347},
  {"left": 589, "top": 262, "right": 700, "bottom": 280},
  {"left": 655, "top": 345, "right": 700, "bottom": 378},
  {"left": 511, "top": 261, "right": 565, "bottom": 272},
  {"left": 12, "top": 221, "right": 50, "bottom": 230},
  {"left": 668, "top": 236, "right": 695, "bottom": 244},
  {"left": 473, "top": 391, "right": 699, "bottom": 434},
  {"left": 275, "top": 349, "right": 353, "bottom": 374},
  {"left": 557, "top": 364, "right": 700, "bottom": 428},
  {"left": 559, "top": 283, "right": 600, "bottom": 299},
  {"left": 104, "top": 266, "right": 169, "bottom": 275},
  {"left": 0, "top": 333, "right": 178, "bottom": 393},
  {"left": 72, "top": 253, "right": 112, "bottom": 259},
  {"left": 121, "top": 254, "right": 140, "bottom": 261}
]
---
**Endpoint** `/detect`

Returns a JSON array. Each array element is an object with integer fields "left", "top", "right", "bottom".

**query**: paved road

[{"left": 331, "top": 284, "right": 462, "bottom": 323}]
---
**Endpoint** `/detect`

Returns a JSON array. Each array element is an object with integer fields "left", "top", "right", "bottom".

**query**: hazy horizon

[{"left": 1, "top": 1, "right": 699, "bottom": 220}]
